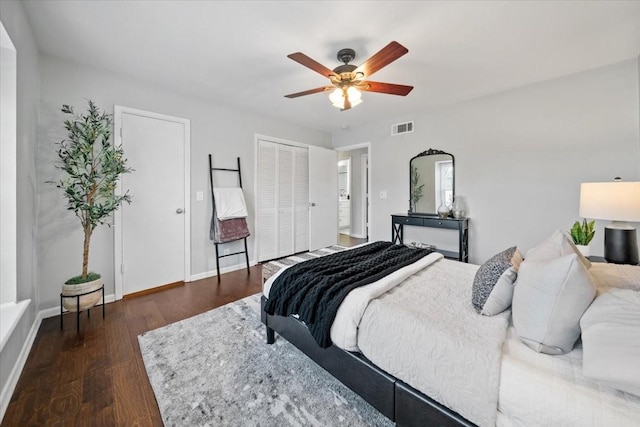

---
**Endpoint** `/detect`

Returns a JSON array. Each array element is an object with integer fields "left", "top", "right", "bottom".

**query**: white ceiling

[{"left": 21, "top": 1, "right": 640, "bottom": 134}]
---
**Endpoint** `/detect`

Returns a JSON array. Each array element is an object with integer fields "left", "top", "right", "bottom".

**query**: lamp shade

[{"left": 579, "top": 182, "right": 640, "bottom": 222}]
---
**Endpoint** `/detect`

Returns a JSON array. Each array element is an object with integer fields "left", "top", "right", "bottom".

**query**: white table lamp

[{"left": 579, "top": 180, "right": 640, "bottom": 265}]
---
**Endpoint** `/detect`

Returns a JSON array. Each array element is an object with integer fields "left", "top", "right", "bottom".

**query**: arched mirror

[{"left": 409, "top": 149, "right": 455, "bottom": 216}]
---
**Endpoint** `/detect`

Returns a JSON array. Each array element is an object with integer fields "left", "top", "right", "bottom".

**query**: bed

[{"left": 260, "top": 236, "right": 640, "bottom": 426}]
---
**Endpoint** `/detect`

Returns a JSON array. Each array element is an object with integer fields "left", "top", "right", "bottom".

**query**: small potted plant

[
  {"left": 51, "top": 100, "right": 132, "bottom": 312},
  {"left": 569, "top": 218, "right": 595, "bottom": 257}
]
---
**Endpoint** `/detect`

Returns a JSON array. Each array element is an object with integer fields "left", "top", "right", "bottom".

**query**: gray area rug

[{"left": 138, "top": 294, "right": 392, "bottom": 426}]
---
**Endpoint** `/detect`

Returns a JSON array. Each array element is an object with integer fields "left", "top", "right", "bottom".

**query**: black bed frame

[{"left": 261, "top": 296, "right": 476, "bottom": 427}]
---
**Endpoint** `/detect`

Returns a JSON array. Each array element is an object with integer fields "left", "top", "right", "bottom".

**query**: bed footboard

[
  {"left": 395, "top": 380, "right": 475, "bottom": 427},
  {"left": 260, "top": 296, "right": 474, "bottom": 427},
  {"left": 261, "top": 296, "right": 396, "bottom": 420}
]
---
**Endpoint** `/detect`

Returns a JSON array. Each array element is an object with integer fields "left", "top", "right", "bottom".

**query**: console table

[{"left": 391, "top": 214, "right": 469, "bottom": 262}]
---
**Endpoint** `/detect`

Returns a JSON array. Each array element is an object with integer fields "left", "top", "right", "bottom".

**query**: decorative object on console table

[
  {"left": 569, "top": 218, "right": 595, "bottom": 258},
  {"left": 579, "top": 179, "right": 640, "bottom": 265},
  {"left": 391, "top": 214, "right": 469, "bottom": 262},
  {"left": 452, "top": 196, "right": 466, "bottom": 219},
  {"left": 437, "top": 199, "right": 451, "bottom": 219}
]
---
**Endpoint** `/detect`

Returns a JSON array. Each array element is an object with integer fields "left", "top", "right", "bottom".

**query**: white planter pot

[
  {"left": 576, "top": 245, "right": 591, "bottom": 258},
  {"left": 61, "top": 276, "right": 103, "bottom": 312}
]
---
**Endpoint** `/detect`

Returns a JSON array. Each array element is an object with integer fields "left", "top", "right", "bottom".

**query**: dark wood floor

[
  {"left": 339, "top": 233, "right": 367, "bottom": 247},
  {"left": 2, "top": 235, "right": 366, "bottom": 426}
]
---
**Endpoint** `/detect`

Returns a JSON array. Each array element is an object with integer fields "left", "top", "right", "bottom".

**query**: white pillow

[
  {"left": 580, "top": 288, "right": 640, "bottom": 396},
  {"left": 526, "top": 230, "right": 591, "bottom": 270},
  {"left": 589, "top": 262, "right": 640, "bottom": 292},
  {"left": 512, "top": 253, "right": 596, "bottom": 354}
]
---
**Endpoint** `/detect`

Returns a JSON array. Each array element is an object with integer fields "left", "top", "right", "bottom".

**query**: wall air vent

[{"left": 391, "top": 121, "right": 414, "bottom": 136}]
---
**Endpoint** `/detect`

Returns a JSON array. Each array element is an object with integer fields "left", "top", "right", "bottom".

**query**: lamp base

[{"left": 604, "top": 227, "right": 639, "bottom": 265}]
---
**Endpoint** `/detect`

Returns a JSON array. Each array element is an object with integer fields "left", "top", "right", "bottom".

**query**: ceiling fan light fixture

[
  {"left": 329, "top": 87, "right": 362, "bottom": 109},
  {"left": 285, "top": 42, "right": 412, "bottom": 109}
]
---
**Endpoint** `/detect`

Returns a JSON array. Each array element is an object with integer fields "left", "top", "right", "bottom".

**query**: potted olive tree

[{"left": 51, "top": 100, "right": 132, "bottom": 312}]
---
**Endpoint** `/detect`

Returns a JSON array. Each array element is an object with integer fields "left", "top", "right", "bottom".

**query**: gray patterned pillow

[{"left": 472, "top": 247, "right": 518, "bottom": 315}]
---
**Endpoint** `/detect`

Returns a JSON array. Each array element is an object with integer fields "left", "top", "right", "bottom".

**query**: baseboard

[
  {"left": 190, "top": 260, "right": 257, "bottom": 282},
  {"left": 0, "top": 306, "right": 42, "bottom": 422},
  {"left": 39, "top": 293, "right": 117, "bottom": 320},
  {"left": 349, "top": 233, "right": 366, "bottom": 239}
]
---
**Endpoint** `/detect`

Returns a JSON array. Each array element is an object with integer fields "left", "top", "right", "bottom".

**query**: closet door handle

[
  {"left": 176, "top": 208, "right": 184, "bottom": 214},
  {"left": 310, "top": 202, "right": 316, "bottom": 207}
]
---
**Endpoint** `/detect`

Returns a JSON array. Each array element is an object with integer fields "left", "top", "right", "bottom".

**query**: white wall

[
  {"left": 333, "top": 59, "right": 640, "bottom": 264},
  {"left": 37, "top": 54, "right": 332, "bottom": 311},
  {"left": 0, "top": 0, "right": 40, "bottom": 415}
]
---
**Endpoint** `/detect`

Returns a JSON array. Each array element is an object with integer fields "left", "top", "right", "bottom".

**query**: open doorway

[
  {"left": 336, "top": 143, "right": 370, "bottom": 246},
  {"left": 338, "top": 157, "right": 351, "bottom": 235}
]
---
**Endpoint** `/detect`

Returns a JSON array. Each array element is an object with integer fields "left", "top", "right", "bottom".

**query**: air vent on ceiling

[{"left": 391, "top": 121, "right": 413, "bottom": 136}]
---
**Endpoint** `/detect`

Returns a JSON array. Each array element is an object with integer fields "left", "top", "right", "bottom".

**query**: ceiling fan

[{"left": 284, "top": 41, "right": 413, "bottom": 111}]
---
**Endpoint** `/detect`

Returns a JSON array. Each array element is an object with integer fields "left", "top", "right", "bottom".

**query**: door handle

[
  {"left": 176, "top": 208, "right": 184, "bottom": 214},
  {"left": 309, "top": 202, "right": 316, "bottom": 207}
]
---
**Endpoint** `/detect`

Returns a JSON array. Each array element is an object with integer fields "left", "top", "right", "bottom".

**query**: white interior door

[
  {"left": 309, "top": 145, "right": 338, "bottom": 250},
  {"left": 114, "top": 107, "right": 190, "bottom": 297}
]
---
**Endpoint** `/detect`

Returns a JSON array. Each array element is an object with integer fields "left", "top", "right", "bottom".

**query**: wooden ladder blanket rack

[{"left": 208, "top": 155, "right": 250, "bottom": 279}]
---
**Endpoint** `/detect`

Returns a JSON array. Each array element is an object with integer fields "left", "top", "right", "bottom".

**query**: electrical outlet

[
  {"left": 196, "top": 191, "right": 204, "bottom": 201},
  {"left": 380, "top": 191, "right": 387, "bottom": 199}
]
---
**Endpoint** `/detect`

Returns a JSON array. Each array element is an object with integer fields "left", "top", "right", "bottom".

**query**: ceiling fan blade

[
  {"left": 354, "top": 41, "right": 409, "bottom": 78},
  {"left": 284, "top": 86, "right": 332, "bottom": 98},
  {"left": 287, "top": 52, "right": 337, "bottom": 78},
  {"left": 359, "top": 81, "right": 414, "bottom": 96}
]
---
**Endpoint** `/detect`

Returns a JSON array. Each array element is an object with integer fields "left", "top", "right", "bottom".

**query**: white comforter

[
  {"left": 264, "top": 253, "right": 509, "bottom": 427},
  {"left": 357, "top": 258, "right": 509, "bottom": 427}
]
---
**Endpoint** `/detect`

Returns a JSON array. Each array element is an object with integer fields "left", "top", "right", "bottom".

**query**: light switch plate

[
  {"left": 380, "top": 191, "right": 387, "bottom": 199},
  {"left": 196, "top": 191, "right": 204, "bottom": 201}
]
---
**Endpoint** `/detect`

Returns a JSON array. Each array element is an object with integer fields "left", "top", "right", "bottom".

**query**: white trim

[
  {"left": 361, "top": 153, "right": 369, "bottom": 239},
  {"left": 0, "top": 305, "right": 40, "bottom": 421},
  {"left": 189, "top": 260, "right": 258, "bottom": 282},
  {"left": 338, "top": 157, "right": 352, "bottom": 235},
  {"left": 39, "top": 294, "right": 117, "bottom": 320},
  {"left": 113, "top": 106, "right": 191, "bottom": 300},
  {"left": 254, "top": 133, "right": 310, "bottom": 149},
  {"left": 0, "top": 300, "right": 29, "bottom": 353},
  {"left": 0, "top": 21, "right": 17, "bottom": 305}
]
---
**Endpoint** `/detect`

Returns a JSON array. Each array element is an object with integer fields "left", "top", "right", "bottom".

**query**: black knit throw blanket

[{"left": 264, "top": 241, "right": 433, "bottom": 348}]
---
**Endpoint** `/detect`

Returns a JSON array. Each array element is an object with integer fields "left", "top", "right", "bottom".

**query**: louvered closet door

[
  {"left": 256, "top": 139, "right": 311, "bottom": 262},
  {"left": 257, "top": 141, "right": 278, "bottom": 261},
  {"left": 277, "top": 145, "right": 294, "bottom": 257},
  {"left": 294, "top": 147, "right": 309, "bottom": 253}
]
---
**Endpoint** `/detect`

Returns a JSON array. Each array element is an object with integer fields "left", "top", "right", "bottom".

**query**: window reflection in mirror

[{"left": 434, "top": 160, "right": 453, "bottom": 210}]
